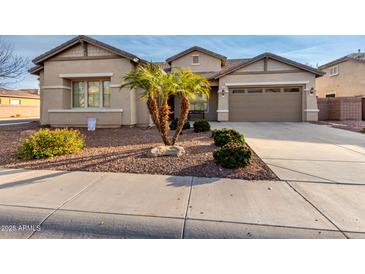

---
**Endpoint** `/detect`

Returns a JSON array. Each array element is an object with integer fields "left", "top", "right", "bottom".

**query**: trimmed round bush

[
  {"left": 193, "top": 119, "right": 210, "bottom": 132},
  {"left": 213, "top": 142, "right": 252, "bottom": 169},
  {"left": 212, "top": 128, "right": 244, "bottom": 147},
  {"left": 17, "top": 128, "right": 85, "bottom": 160},
  {"left": 169, "top": 118, "right": 191, "bottom": 130}
]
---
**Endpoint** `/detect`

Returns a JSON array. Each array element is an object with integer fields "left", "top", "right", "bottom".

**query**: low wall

[
  {"left": 317, "top": 97, "right": 362, "bottom": 121},
  {"left": 48, "top": 111, "right": 123, "bottom": 128},
  {"left": 0, "top": 105, "right": 40, "bottom": 118}
]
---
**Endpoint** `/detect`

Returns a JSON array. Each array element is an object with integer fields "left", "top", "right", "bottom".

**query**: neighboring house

[
  {"left": 0, "top": 89, "right": 40, "bottom": 118},
  {"left": 316, "top": 51, "right": 365, "bottom": 98},
  {"left": 29, "top": 35, "right": 324, "bottom": 128}
]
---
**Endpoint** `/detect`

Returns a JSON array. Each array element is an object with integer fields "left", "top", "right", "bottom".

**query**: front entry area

[{"left": 228, "top": 86, "right": 303, "bottom": 122}]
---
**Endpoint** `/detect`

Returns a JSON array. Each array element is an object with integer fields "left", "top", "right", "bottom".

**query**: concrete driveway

[
  {"left": 211, "top": 122, "right": 365, "bottom": 184},
  {"left": 211, "top": 122, "right": 365, "bottom": 237},
  {"left": 1, "top": 122, "right": 364, "bottom": 238}
]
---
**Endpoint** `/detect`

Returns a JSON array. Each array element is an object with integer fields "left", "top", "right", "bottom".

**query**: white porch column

[
  {"left": 303, "top": 84, "right": 319, "bottom": 121},
  {"left": 217, "top": 85, "right": 229, "bottom": 121}
]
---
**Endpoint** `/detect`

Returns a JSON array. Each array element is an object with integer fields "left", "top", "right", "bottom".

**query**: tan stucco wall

[
  {"left": 170, "top": 51, "right": 222, "bottom": 72},
  {"left": 267, "top": 59, "right": 298, "bottom": 71},
  {"left": 217, "top": 61, "right": 318, "bottom": 122},
  {"left": 236, "top": 60, "right": 264, "bottom": 72},
  {"left": 51, "top": 43, "right": 115, "bottom": 59},
  {"left": 40, "top": 57, "right": 150, "bottom": 127},
  {"left": 316, "top": 60, "right": 365, "bottom": 97}
]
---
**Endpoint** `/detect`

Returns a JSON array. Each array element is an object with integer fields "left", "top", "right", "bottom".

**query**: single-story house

[
  {"left": 29, "top": 35, "right": 324, "bottom": 128},
  {"left": 0, "top": 89, "right": 40, "bottom": 118}
]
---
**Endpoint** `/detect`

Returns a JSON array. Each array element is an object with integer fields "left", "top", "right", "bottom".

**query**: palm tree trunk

[
  {"left": 171, "top": 95, "right": 190, "bottom": 145},
  {"left": 159, "top": 98, "right": 171, "bottom": 145},
  {"left": 147, "top": 97, "right": 160, "bottom": 131}
]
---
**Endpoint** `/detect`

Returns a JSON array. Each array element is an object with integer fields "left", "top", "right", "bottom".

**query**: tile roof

[
  {"left": 28, "top": 36, "right": 324, "bottom": 78},
  {"left": 32, "top": 35, "right": 143, "bottom": 65},
  {"left": 213, "top": 52, "right": 324, "bottom": 78},
  {"left": 0, "top": 89, "right": 40, "bottom": 99},
  {"left": 319, "top": 52, "right": 365, "bottom": 69},
  {"left": 166, "top": 46, "right": 227, "bottom": 64}
]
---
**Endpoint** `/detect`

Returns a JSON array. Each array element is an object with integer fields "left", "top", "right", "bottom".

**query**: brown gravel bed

[
  {"left": 0, "top": 122, "right": 278, "bottom": 180},
  {"left": 312, "top": 120, "right": 365, "bottom": 134}
]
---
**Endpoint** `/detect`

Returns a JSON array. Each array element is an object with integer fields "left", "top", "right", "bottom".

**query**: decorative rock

[
  {"left": 19, "top": 130, "right": 36, "bottom": 142},
  {"left": 148, "top": 145, "right": 186, "bottom": 157}
]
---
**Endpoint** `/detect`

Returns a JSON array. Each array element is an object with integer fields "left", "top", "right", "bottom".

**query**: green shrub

[
  {"left": 17, "top": 128, "right": 85, "bottom": 160},
  {"left": 193, "top": 119, "right": 210, "bottom": 132},
  {"left": 212, "top": 128, "right": 244, "bottom": 147},
  {"left": 213, "top": 142, "right": 252, "bottom": 169},
  {"left": 169, "top": 118, "right": 191, "bottom": 130}
]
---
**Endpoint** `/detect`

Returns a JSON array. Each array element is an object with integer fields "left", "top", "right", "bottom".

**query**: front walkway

[{"left": 0, "top": 167, "right": 363, "bottom": 239}]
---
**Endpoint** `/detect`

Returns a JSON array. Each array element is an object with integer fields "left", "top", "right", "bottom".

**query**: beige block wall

[
  {"left": 0, "top": 105, "right": 40, "bottom": 118},
  {"left": 171, "top": 51, "right": 222, "bottom": 72},
  {"left": 316, "top": 60, "right": 365, "bottom": 97}
]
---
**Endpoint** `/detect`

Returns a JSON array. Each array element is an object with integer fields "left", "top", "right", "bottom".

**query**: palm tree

[
  {"left": 171, "top": 69, "right": 210, "bottom": 145},
  {"left": 122, "top": 63, "right": 175, "bottom": 145},
  {"left": 122, "top": 63, "right": 210, "bottom": 147},
  {"left": 121, "top": 63, "right": 163, "bottom": 131}
]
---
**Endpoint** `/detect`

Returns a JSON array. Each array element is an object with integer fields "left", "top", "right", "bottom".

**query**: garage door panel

[{"left": 229, "top": 88, "right": 302, "bottom": 122}]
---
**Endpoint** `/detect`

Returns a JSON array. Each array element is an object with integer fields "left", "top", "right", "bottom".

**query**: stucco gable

[
  {"left": 214, "top": 52, "right": 324, "bottom": 78},
  {"left": 32, "top": 35, "right": 142, "bottom": 65},
  {"left": 53, "top": 43, "right": 116, "bottom": 59},
  {"left": 166, "top": 46, "right": 227, "bottom": 65}
]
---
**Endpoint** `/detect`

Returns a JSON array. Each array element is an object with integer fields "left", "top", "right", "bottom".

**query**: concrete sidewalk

[
  {"left": 0, "top": 118, "right": 39, "bottom": 126},
  {"left": 0, "top": 168, "right": 363, "bottom": 239}
]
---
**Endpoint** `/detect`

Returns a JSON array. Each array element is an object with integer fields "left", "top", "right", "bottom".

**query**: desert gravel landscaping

[
  {"left": 313, "top": 120, "right": 365, "bottom": 133},
  {"left": 0, "top": 122, "right": 277, "bottom": 180}
]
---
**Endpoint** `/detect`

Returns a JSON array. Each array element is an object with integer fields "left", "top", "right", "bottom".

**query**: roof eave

[
  {"left": 28, "top": 65, "right": 43, "bottom": 75},
  {"left": 214, "top": 52, "right": 324, "bottom": 79},
  {"left": 166, "top": 46, "right": 227, "bottom": 65},
  {"left": 32, "top": 35, "right": 142, "bottom": 65}
]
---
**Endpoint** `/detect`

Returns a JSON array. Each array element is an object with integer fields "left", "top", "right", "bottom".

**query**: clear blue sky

[{"left": 4, "top": 35, "right": 365, "bottom": 89}]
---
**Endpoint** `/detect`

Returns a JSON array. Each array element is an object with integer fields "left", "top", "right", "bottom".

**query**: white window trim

[
  {"left": 59, "top": 72, "right": 113, "bottom": 78},
  {"left": 192, "top": 54, "right": 200, "bottom": 65},
  {"left": 71, "top": 80, "right": 110, "bottom": 109},
  {"left": 328, "top": 65, "right": 339, "bottom": 77},
  {"left": 10, "top": 99, "right": 21, "bottom": 105}
]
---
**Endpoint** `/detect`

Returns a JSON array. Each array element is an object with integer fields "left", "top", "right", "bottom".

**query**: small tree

[
  {"left": 171, "top": 69, "right": 210, "bottom": 145},
  {"left": 0, "top": 37, "right": 29, "bottom": 88},
  {"left": 122, "top": 63, "right": 210, "bottom": 146},
  {"left": 122, "top": 63, "right": 174, "bottom": 145}
]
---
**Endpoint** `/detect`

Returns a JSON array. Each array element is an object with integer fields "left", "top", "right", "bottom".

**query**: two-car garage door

[{"left": 229, "top": 86, "right": 302, "bottom": 122}]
